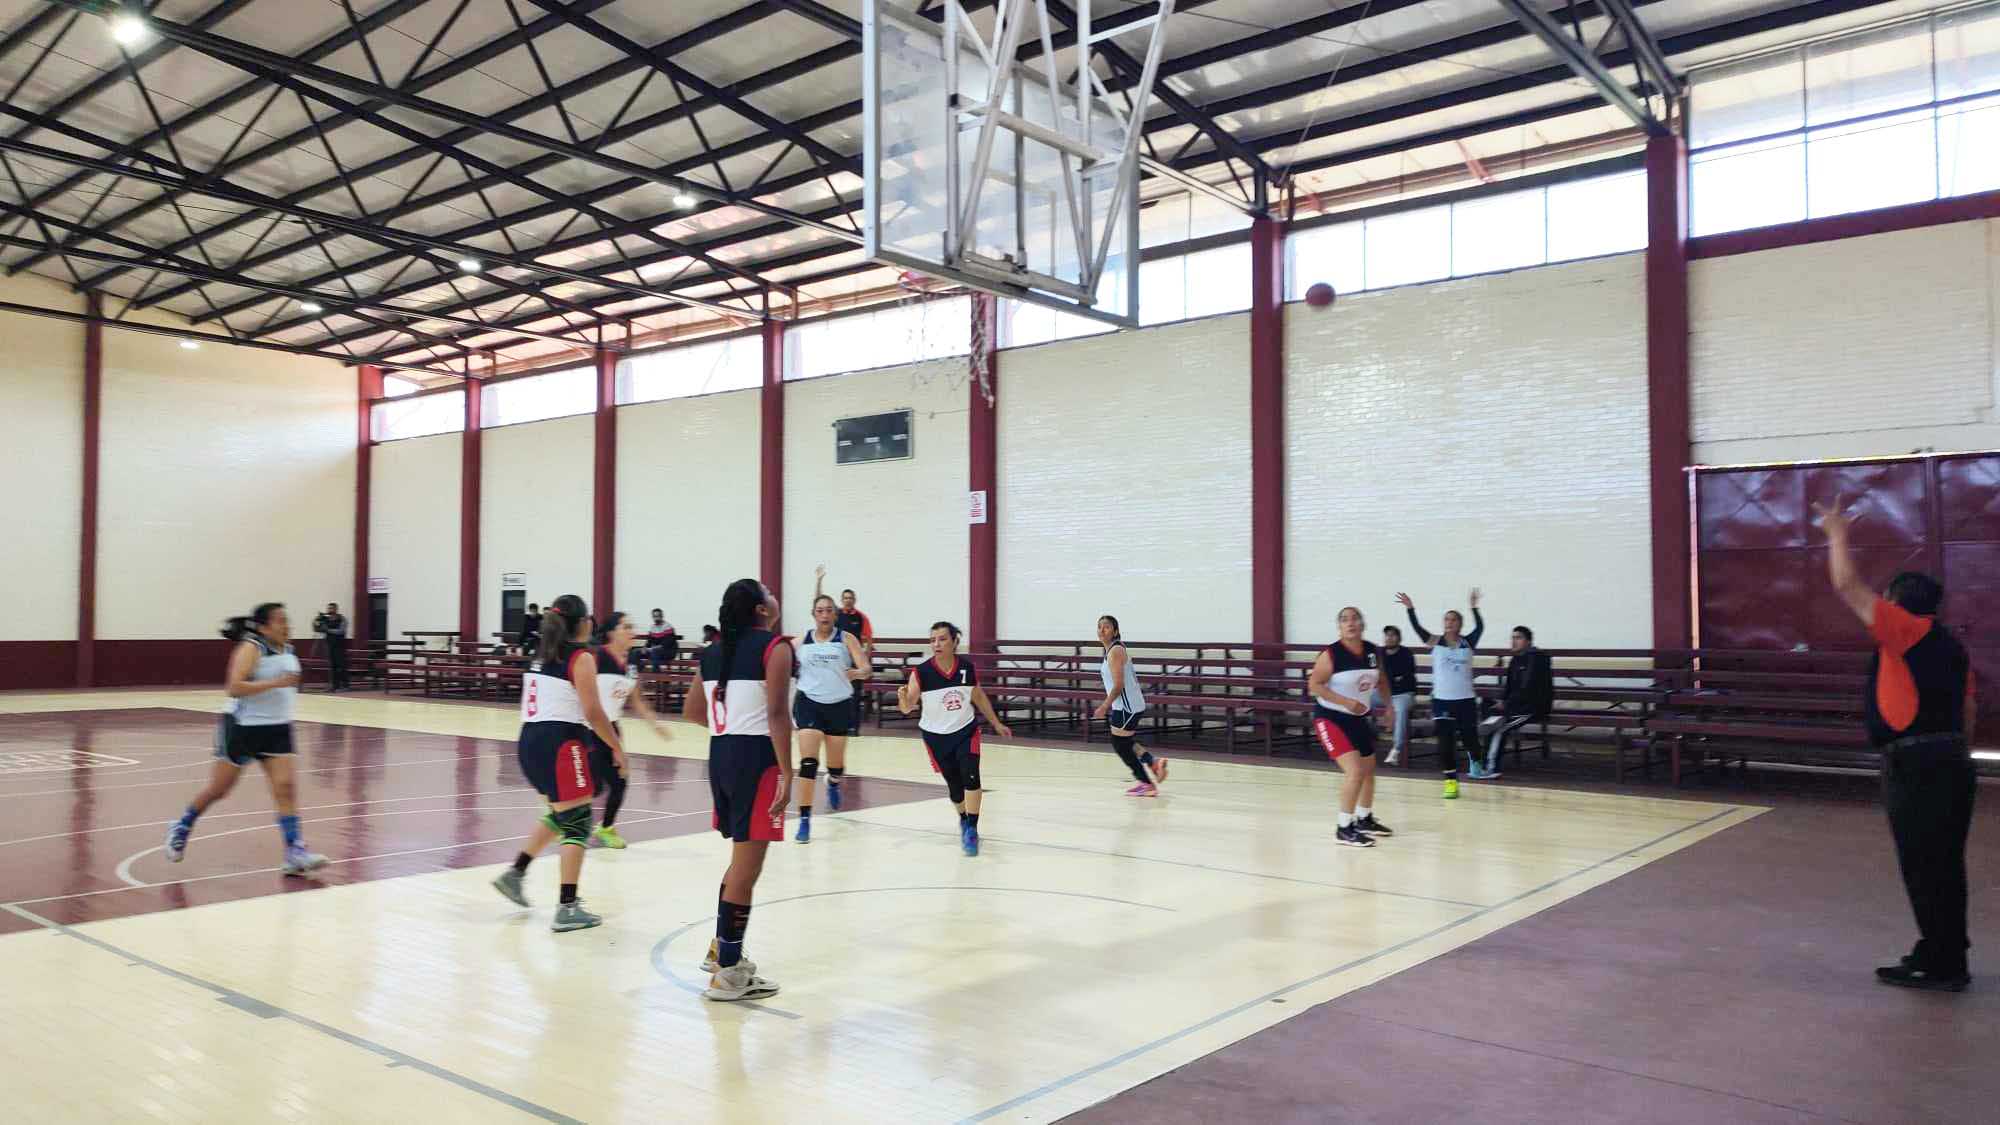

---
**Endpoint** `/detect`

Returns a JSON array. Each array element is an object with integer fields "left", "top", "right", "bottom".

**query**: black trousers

[
  {"left": 1433, "top": 697, "right": 1479, "bottom": 775},
  {"left": 326, "top": 637, "right": 349, "bottom": 689},
  {"left": 1883, "top": 738, "right": 1977, "bottom": 975}
]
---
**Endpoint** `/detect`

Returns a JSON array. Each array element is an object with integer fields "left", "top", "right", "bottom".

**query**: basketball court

[{"left": 0, "top": 693, "right": 1754, "bottom": 1122}]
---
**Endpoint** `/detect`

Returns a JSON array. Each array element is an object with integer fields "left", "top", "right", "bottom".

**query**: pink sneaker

[{"left": 1125, "top": 782, "right": 1158, "bottom": 797}]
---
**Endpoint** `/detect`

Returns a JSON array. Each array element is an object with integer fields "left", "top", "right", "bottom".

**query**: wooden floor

[{"left": 0, "top": 691, "right": 1758, "bottom": 1123}]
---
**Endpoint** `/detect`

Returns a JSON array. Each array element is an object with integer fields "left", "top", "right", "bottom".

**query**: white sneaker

[
  {"left": 1384, "top": 751, "right": 1402, "bottom": 766},
  {"left": 700, "top": 941, "right": 756, "bottom": 976},
  {"left": 704, "top": 963, "right": 780, "bottom": 1002}
]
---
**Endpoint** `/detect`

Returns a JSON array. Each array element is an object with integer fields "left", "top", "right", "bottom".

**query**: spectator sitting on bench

[
  {"left": 637, "top": 608, "right": 679, "bottom": 672},
  {"left": 1480, "top": 626, "right": 1552, "bottom": 777},
  {"left": 516, "top": 603, "right": 542, "bottom": 656},
  {"left": 698, "top": 624, "right": 720, "bottom": 654}
]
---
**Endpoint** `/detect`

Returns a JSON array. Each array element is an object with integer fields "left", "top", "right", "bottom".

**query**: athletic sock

[
  {"left": 1337, "top": 811, "right": 1355, "bottom": 829},
  {"left": 176, "top": 805, "right": 200, "bottom": 831},
  {"left": 277, "top": 814, "right": 301, "bottom": 847},
  {"left": 1356, "top": 806, "right": 1372, "bottom": 821},
  {"left": 799, "top": 805, "right": 812, "bottom": 819},
  {"left": 512, "top": 852, "right": 533, "bottom": 874},
  {"left": 716, "top": 900, "right": 752, "bottom": 968},
  {"left": 965, "top": 813, "right": 980, "bottom": 831},
  {"left": 559, "top": 883, "right": 578, "bottom": 905}
]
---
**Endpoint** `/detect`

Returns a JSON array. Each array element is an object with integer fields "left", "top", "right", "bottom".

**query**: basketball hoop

[{"left": 893, "top": 269, "right": 992, "bottom": 407}]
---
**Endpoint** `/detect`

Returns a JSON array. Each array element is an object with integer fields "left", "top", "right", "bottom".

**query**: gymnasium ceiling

[{"left": 0, "top": 0, "right": 1949, "bottom": 380}]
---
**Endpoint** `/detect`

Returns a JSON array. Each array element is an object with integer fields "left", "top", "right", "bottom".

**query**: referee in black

[
  {"left": 313, "top": 602, "right": 350, "bottom": 692},
  {"left": 1819, "top": 494, "right": 1979, "bottom": 991}
]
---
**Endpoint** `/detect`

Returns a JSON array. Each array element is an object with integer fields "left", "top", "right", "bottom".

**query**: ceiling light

[
  {"left": 299, "top": 300, "right": 323, "bottom": 313},
  {"left": 109, "top": 14, "right": 146, "bottom": 47},
  {"left": 456, "top": 257, "right": 482, "bottom": 273},
  {"left": 178, "top": 339, "right": 199, "bottom": 350},
  {"left": 672, "top": 192, "right": 696, "bottom": 209}
]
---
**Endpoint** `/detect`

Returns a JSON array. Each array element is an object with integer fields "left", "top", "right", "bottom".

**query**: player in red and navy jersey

[
  {"left": 489, "top": 594, "right": 626, "bottom": 932},
  {"left": 1307, "top": 606, "right": 1396, "bottom": 848},
  {"left": 682, "top": 578, "right": 794, "bottom": 1002},
  {"left": 898, "top": 621, "right": 1012, "bottom": 856}
]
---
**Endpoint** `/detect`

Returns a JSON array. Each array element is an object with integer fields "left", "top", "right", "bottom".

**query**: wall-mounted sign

[
  {"left": 501, "top": 572, "right": 528, "bottom": 589},
  {"left": 968, "top": 490, "right": 988, "bottom": 525},
  {"left": 366, "top": 578, "right": 390, "bottom": 593}
]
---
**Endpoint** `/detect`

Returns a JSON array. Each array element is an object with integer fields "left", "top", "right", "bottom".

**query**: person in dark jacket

[
  {"left": 1378, "top": 625, "right": 1419, "bottom": 766},
  {"left": 1819, "top": 493, "right": 1978, "bottom": 992},
  {"left": 313, "top": 602, "right": 350, "bottom": 691},
  {"left": 1481, "top": 626, "right": 1552, "bottom": 777},
  {"left": 517, "top": 603, "right": 542, "bottom": 656}
]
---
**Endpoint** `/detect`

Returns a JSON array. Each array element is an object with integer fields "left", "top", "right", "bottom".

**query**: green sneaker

[
  {"left": 592, "top": 825, "right": 627, "bottom": 849},
  {"left": 1442, "top": 778, "right": 1460, "bottom": 800}
]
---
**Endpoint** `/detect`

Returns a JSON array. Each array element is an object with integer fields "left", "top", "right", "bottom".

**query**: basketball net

[{"left": 896, "top": 270, "right": 994, "bottom": 408}]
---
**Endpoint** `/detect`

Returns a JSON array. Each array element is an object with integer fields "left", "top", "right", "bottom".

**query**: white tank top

[
  {"left": 796, "top": 627, "right": 855, "bottom": 704},
  {"left": 225, "top": 636, "right": 298, "bottom": 726},
  {"left": 595, "top": 648, "right": 635, "bottom": 723},
  {"left": 521, "top": 646, "right": 588, "bottom": 725},
  {"left": 1099, "top": 642, "right": 1146, "bottom": 713},
  {"left": 1429, "top": 640, "right": 1477, "bottom": 701}
]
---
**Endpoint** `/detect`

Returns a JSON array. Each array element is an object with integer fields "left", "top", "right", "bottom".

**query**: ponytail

[
  {"left": 714, "top": 578, "right": 765, "bottom": 705},
  {"left": 540, "top": 594, "right": 589, "bottom": 664},
  {"left": 221, "top": 602, "right": 283, "bottom": 642}
]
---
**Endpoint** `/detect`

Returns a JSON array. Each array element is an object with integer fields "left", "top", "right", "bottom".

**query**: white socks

[
  {"left": 1337, "top": 811, "right": 1355, "bottom": 828},
  {"left": 1356, "top": 806, "right": 1372, "bottom": 820}
]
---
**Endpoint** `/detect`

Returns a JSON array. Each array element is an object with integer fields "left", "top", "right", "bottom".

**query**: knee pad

[
  {"left": 552, "top": 803, "right": 592, "bottom": 848},
  {"left": 798, "top": 756, "right": 820, "bottom": 780}
]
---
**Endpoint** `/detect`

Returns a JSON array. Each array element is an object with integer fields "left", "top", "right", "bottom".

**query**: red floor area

[{"left": 0, "top": 709, "right": 934, "bottom": 933}]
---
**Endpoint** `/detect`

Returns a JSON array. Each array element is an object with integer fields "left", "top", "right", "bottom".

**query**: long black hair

[
  {"left": 539, "top": 594, "right": 589, "bottom": 663},
  {"left": 591, "top": 610, "right": 630, "bottom": 647},
  {"left": 714, "top": 578, "right": 766, "bottom": 705},
  {"left": 221, "top": 603, "right": 283, "bottom": 642}
]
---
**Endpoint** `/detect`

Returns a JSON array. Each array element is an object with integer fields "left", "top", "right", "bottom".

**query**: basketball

[{"left": 1305, "top": 282, "right": 1336, "bottom": 308}]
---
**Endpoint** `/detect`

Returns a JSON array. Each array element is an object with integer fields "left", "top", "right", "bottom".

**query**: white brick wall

[
  {"left": 784, "top": 361, "right": 968, "bottom": 640},
  {"left": 999, "top": 314, "right": 1253, "bottom": 642},
  {"left": 369, "top": 432, "right": 461, "bottom": 635},
  {"left": 0, "top": 274, "right": 83, "bottom": 641},
  {"left": 99, "top": 322, "right": 354, "bottom": 639},
  {"left": 1286, "top": 254, "right": 1653, "bottom": 648},
  {"left": 481, "top": 414, "right": 593, "bottom": 638},
  {"left": 1691, "top": 219, "right": 2000, "bottom": 463},
  {"left": 617, "top": 389, "right": 759, "bottom": 633}
]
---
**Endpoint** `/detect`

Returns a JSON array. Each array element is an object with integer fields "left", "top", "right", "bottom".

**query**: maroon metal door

[{"left": 1695, "top": 452, "right": 1999, "bottom": 722}]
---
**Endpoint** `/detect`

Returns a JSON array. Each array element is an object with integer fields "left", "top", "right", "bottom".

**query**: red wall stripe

[
  {"left": 459, "top": 377, "right": 482, "bottom": 644},
  {"left": 592, "top": 348, "right": 617, "bottom": 616},
  {"left": 1687, "top": 186, "right": 2000, "bottom": 260},
  {"left": 968, "top": 295, "right": 999, "bottom": 646},
  {"left": 1248, "top": 215, "right": 1286, "bottom": 649},
  {"left": 760, "top": 319, "right": 785, "bottom": 603},
  {"left": 1646, "top": 134, "right": 1693, "bottom": 650},
  {"left": 75, "top": 294, "right": 102, "bottom": 688}
]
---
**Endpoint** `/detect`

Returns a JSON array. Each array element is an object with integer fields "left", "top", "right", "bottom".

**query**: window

[
  {"left": 617, "top": 334, "right": 761, "bottom": 404},
  {"left": 480, "top": 365, "right": 594, "bottom": 428},
  {"left": 371, "top": 388, "right": 463, "bottom": 442},
  {"left": 1285, "top": 221, "right": 1362, "bottom": 301},
  {"left": 1450, "top": 189, "right": 1546, "bottom": 276},
  {"left": 381, "top": 374, "right": 422, "bottom": 398},
  {"left": 785, "top": 295, "right": 970, "bottom": 380},
  {"left": 1546, "top": 171, "right": 1646, "bottom": 261},
  {"left": 1688, "top": 2, "right": 2000, "bottom": 236},
  {"left": 1362, "top": 205, "right": 1450, "bottom": 290},
  {"left": 997, "top": 299, "right": 1115, "bottom": 349},
  {"left": 1181, "top": 243, "right": 1252, "bottom": 319}
]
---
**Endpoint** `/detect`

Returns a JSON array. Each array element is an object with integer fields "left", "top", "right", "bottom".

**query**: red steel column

[
  {"left": 353, "top": 364, "right": 382, "bottom": 644},
  {"left": 968, "top": 295, "right": 1000, "bottom": 646},
  {"left": 592, "top": 348, "right": 617, "bottom": 614},
  {"left": 1646, "top": 133, "right": 1693, "bottom": 650},
  {"left": 459, "top": 378, "right": 482, "bottom": 644},
  {"left": 75, "top": 294, "right": 103, "bottom": 688},
  {"left": 760, "top": 319, "right": 786, "bottom": 601},
  {"left": 1248, "top": 215, "right": 1286, "bottom": 650}
]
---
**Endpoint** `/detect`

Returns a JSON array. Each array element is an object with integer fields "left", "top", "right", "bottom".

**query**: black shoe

[
  {"left": 1875, "top": 963, "right": 1970, "bottom": 992},
  {"left": 1354, "top": 814, "right": 1394, "bottom": 837},
  {"left": 1335, "top": 825, "right": 1375, "bottom": 849}
]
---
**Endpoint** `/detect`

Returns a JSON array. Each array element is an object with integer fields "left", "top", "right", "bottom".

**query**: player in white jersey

[
  {"left": 1092, "top": 615, "right": 1168, "bottom": 796},
  {"left": 489, "top": 594, "right": 626, "bottom": 932},
  {"left": 684, "top": 578, "right": 793, "bottom": 1001},
  {"left": 898, "top": 621, "right": 1013, "bottom": 856},
  {"left": 164, "top": 603, "right": 328, "bottom": 875},
  {"left": 1396, "top": 588, "right": 1485, "bottom": 799},
  {"left": 791, "top": 594, "right": 868, "bottom": 842},
  {"left": 584, "top": 611, "right": 672, "bottom": 848}
]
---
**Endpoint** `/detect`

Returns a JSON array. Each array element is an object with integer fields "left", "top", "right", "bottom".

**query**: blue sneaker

[
  {"left": 1466, "top": 762, "right": 1489, "bottom": 781},
  {"left": 165, "top": 821, "right": 190, "bottom": 863},
  {"left": 961, "top": 823, "right": 979, "bottom": 856},
  {"left": 795, "top": 816, "right": 811, "bottom": 844},
  {"left": 826, "top": 780, "right": 842, "bottom": 812}
]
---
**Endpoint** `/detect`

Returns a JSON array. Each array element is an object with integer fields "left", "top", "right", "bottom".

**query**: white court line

[
  {"left": 114, "top": 804, "right": 557, "bottom": 887},
  {"left": 0, "top": 753, "right": 485, "bottom": 799},
  {"left": 6, "top": 810, "right": 702, "bottom": 907}
]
